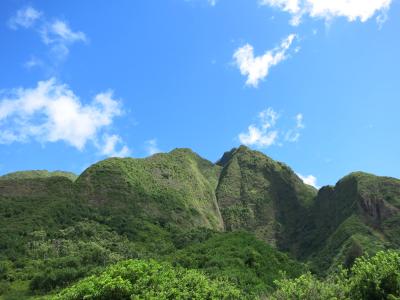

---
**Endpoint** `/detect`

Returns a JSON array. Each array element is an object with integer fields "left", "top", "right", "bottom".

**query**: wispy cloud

[
  {"left": 24, "top": 56, "right": 43, "bottom": 69},
  {"left": 239, "top": 108, "right": 305, "bottom": 148},
  {"left": 297, "top": 173, "right": 319, "bottom": 189},
  {"left": 145, "top": 139, "right": 161, "bottom": 156},
  {"left": 40, "top": 20, "right": 87, "bottom": 59},
  {"left": 285, "top": 113, "right": 305, "bottom": 142},
  {"left": 0, "top": 78, "right": 129, "bottom": 157},
  {"left": 8, "top": 6, "right": 42, "bottom": 29},
  {"left": 260, "top": 0, "right": 392, "bottom": 26},
  {"left": 233, "top": 34, "right": 296, "bottom": 87},
  {"left": 8, "top": 5, "right": 87, "bottom": 67}
]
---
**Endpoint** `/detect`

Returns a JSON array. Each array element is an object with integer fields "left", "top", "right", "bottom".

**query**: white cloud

[
  {"left": 285, "top": 113, "right": 305, "bottom": 142},
  {"left": 41, "top": 20, "right": 86, "bottom": 44},
  {"left": 260, "top": 0, "right": 392, "bottom": 26},
  {"left": 208, "top": 0, "right": 217, "bottom": 6},
  {"left": 145, "top": 139, "right": 161, "bottom": 156},
  {"left": 240, "top": 109, "right": 306, "bottom": 148},
  {"left": 0, "top": 78, "right": 129, "bottom": 157},
  {"left": 8, "top": 6, "right": 42, "bottom": 29},
  {"left": 297, "top": 173, "right": 319, "bottom": 189},
  {"left": 239, "top": 108, "right": 279, "bottom": 148},
  {"left": 101, "top": 134, "right": 130, "bottom": 157},
  {"left": 233, "top": 34, "right": 296, "bottom": 87}
]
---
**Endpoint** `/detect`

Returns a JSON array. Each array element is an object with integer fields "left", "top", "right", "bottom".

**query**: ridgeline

[{"left": 1, "top": 146, "right": 400, "bottom": 299}]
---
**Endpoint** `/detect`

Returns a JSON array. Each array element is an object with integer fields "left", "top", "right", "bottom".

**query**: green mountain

[
  {"left": 216, "top": 146, "right": 317, "bottom": 253},
  {"left": 75, "top": 148, "right": 224, "bottom": 231},
  {"left": 301, "top": 172, "right": 400, "bottom": 273},
  {"left": 1, "top": 146, "right": 400, "bottom": 299}
]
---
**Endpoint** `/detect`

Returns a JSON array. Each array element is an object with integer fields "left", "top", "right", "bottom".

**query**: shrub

[
  {"left": 55, "top": 259, "right": 243, "bottom": 300},
  {"left": 271, "top": 250, "right": 400, "bottom": 300},
  {"left": 348, "top": 250, "right": 400, "bottom": 300}
]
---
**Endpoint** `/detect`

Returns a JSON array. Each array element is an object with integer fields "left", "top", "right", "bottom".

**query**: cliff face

[
  {"left": 215, "top": 146, "right": 317, "bottom": 253},
  {"left": 301, "top": 172, "right": 400, "bottom": 272},
  {"left": 216, "top": 151, "right": 400, "bottom": 271},
  {"left": 355, "top": 172, "right": 400, "bottom": 227}
]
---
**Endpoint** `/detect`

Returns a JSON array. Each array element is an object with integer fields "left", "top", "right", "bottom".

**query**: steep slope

[
  {"left": 303, "top": 172, "right": 400, "bottom": 272},
  {"left": 75, "top": 148, "right": 224, "bottom": 232},
  {"left": 215, "top": 146, "right": 317, "bottom": 254}
]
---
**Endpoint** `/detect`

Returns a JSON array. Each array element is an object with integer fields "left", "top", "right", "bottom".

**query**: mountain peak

[
  {"left": 216, "top": 147, "right": 237, "bottom": 167},
  {"left": 169, "top": 147, "right": 195, "bottom": 154},
  {"left": 216, "top": 145, "right": 274, "bottom": 167}
]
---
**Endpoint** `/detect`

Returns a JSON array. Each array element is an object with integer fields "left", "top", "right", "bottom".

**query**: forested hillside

[{"left": 1, "top": 146, "right": 400, "bottom": 299}]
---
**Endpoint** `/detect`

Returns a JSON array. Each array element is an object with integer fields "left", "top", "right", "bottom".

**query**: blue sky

[{"left": 0, "top": 0, "right": 399, "bottom": 188}]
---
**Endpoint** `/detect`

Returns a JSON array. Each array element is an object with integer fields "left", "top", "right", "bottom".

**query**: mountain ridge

[{"left": 1, "top": 145, "right": 400, "bottom": 298}]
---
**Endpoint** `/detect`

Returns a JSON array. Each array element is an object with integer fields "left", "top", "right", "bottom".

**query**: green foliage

[
  {"left": 271, "top": 272, "right": 348, "bottom": 300},
  {"left": 272, "top": 250, "right": 400, "bottom": 300},
  {"left": 2, "top": 147, "right": 400, "bottom": 299},
  {"left": 0, "top": 177, "right": 88, "bottom": 260},
  {"left": 348, "top": 250, "right": 400, "bottom": 300},
  {"left": 169, "top": 231, "right": 305, "bottom": 297},
  {"left": 30, "top": 267, "right": 84, "bottom": 293},
  {"left": 55, "top": 259, "right": 243, "bottom": 300},
  {"left": 0, "top": 219, "right": 163, "bottom": 297}
]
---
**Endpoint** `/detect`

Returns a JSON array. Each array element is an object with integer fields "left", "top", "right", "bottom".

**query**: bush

[
  {"left": 55, "top": 259, "right": 243, "bottom": 300},
  {"left": 271, "top": 250, "right": 400, "bottom": 300},
  {"left": 348, "top": 250, "right": 400, "bottom": 300},
  {"left": 271, "top": 272, "right": 347, "bottom": 300},
  {"left": 30, "top": 267, "right": 83, "bottom": 292}
]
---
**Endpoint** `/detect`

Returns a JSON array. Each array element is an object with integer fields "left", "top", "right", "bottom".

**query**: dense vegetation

[
  {"left": 168, "top": 231, "right": 305, "bottom": 297},
  {"left": 54, "top": 251, "right": 400, "bottom": 300},
  {"left": 1, "top": 146, "right": 400, "bottom": 299},
  {"left": 271, "top": 250, "right": 400, "bottom": 300},
  {"left": 55, "top": 259, "right": 243, "bottom": 300}
]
